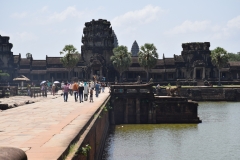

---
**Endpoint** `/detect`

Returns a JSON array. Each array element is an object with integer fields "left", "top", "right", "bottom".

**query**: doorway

[{"left": 196, "top": 69, "right": 202, "bottom": 79}]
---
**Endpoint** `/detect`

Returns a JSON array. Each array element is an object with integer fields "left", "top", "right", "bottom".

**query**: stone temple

[{"left": 1, "top": 19, "right": 240, "bottom": 85}]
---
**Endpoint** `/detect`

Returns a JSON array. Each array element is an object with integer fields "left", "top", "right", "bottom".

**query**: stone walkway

[{"left": 0, "top": 89, "right": 110, "bottom": 160}]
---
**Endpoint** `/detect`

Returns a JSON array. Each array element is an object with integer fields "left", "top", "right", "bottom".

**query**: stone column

[
  {"left": 193, "top": 67, "right": 196, "bottom": 79},
  {"left": 202, "top": 67, "right": 205, "bottom": 79},
  {"left": 100, "top": 66, "right": 102, "bottom": 78},
  {"left": 90, "top": 68, "right": 93, "bottom": 81},
  {"left": 136, "top": 98, "right": 140, "bottom": 124},
  {"left": 124, "top": 98, "right": 128, "bottom": 123}
]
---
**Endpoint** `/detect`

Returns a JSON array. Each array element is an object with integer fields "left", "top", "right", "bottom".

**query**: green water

[{"left": 102, "top": 102, "right": 240, "bottom": 160}]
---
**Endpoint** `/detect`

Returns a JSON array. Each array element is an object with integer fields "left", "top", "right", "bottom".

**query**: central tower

[{"left": 81, "top": 19, "right": 115, "bottom": 81}]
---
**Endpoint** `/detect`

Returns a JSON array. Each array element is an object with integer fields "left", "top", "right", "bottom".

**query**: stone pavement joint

[{"left": 0, "top": 88, "right": 110, "bottom": 160}]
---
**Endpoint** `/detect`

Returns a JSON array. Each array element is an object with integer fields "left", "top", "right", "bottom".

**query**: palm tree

[
  {"left": 110, "top": 45, "right": 132, "bottom": 82},
  {"left": 60, "top": 45, "right": 80, "bottom": 81},
  {"left": 211, "top": 47, "right": 229, "bottom": 86},
  {"left": 26, "top": 53, "right": 32, "bottom": 59},
  {"left": 138, "top": 43, "right": 158, "bottom": 82}
]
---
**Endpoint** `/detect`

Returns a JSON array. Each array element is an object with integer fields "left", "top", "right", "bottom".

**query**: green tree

[
  {"left": 0, "top": 70, "right": 9, "bottom": 81},
  {"left": 211, "top": 47, "right": 229, "bottom": 86},
  {"left": 60, "top": 45, "right": 80, "bottom": 80},
  {"left": 228, "top": 52, "right": 240, "bottom": 61},
  {"left": 110, "top": 45, "right": 132, "bottom": 82},
  {"left": 138, "top": 43, "right": 158, "bottom": 81}
]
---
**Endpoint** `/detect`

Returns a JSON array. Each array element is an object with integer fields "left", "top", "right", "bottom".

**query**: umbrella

[
  {"left": 13, "top": 75, "right": 30, "bottom": 81},
  {"left": 54, "top": 81, "right": 60, "bottom": 84},
  {"left": 40, "top": 81, "right": 46, "bottom": 85}
]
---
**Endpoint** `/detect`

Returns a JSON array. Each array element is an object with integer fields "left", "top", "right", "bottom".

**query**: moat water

[{"left": 102, "top": 102, "right": 240, "bottom": 160}]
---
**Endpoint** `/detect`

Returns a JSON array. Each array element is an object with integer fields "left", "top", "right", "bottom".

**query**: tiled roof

[
  {"left": 220, "top": 68, "right": 230, "bottom": 72},
  {"left": 229, "top": 61, "right": 240, "bottom": 67},
  {"left": 156, "top": 59, "right": 164, "bottom": 66},
  {"left": 31, "top": 70, "right": 47, "bottom": 74},
  {"left": 150, "top": 69, "right": 165, "bottom": 73},
  {"left": 20, "top": 58, "right": 30, "bottom": 65},
  {"left": 128, "top": 67, "right": 144, "bottom": 72},
  {"left": 47, "top": 57, "right": 62, "bottom": 64},
  {"left": 165, "top": 68, "right": 176, "bottom": 73},
  {"left": 32, "top": 60, "right": 46, "bottom": 66},
  {"left": 164, "top": 58, "right": 175, "bottom": 65},
  {"left": 18, "top": 69, "right": 30, "bottom": 73},
  {"left": 47, "top": 68, "right": 67, "bottom": 72}
]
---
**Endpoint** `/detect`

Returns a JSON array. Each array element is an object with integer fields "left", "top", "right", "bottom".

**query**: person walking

[
  {"left": 72, "top": 81, "right": 79, "bottom": 102},
  {"left": 41, "top": 84, "right": 45, "bottom": 97},
  {"left": 78, "top": 83, "right": 84, "bottom": 103},
  {"left": 63, "top": 82, "right": 69, "bottom": 102},
  {"left": 44, "top": 83, "right": 48, "bottom": 97},
  {"left": 89, "top": 88, "right": 93, "bottom": 102},
  {"left": 95, "top": 82, "right": 100, "bottom": 97},
  {"left": 52, "top": 83, "right": 56, "bottom": 96},
  {"left": 84, "top": 82, "right": 89, "bottom": 101},
  {"left": 27, "top": 83, "right": 31, "bottom": 97},
  {"left": 69, "top": 83, "right": 73, "bottom": 96}
]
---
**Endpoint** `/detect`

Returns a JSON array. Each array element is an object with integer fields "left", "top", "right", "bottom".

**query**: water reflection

[{"left": 103, "top": 102, "right": 240, "bottom": 160}]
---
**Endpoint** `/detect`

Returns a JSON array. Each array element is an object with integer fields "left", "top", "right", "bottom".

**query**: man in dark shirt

[{"left": 78, "top": 83, "right": 84, "bottom": 103}]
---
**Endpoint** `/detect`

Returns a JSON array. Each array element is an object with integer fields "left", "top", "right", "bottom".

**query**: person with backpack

[
  {"left": 78, "top": 83, "right": 84, "bottom": 103},
  {"left": 72, "top": 81, "right": 79, "bottom": 102}
]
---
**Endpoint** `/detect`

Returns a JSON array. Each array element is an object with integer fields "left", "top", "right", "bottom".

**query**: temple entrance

[
  {"left": 196, "top": 69, "right": 202, "bottom": 79},
  {"left": 94, "top": 70, "right": 100, "bottom": 75}
]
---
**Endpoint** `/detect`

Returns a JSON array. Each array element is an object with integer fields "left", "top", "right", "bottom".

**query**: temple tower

[
  {"left": 131, "top": 40, "right": 139, "bottom": 57},
  {"left": 112, "top": 30, "right": 118, "bottom": 48},
  {"left": 81, "top": 19, "right": 115, "bottom": 81},
  {"left": 0, "top": 35, "right": 14, "bottom": 81}
]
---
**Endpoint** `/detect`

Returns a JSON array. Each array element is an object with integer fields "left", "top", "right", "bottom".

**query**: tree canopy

[
  {"left": 211, "top": 47, "right": 229, "bottom": 85},
  {"left": 138, "top": 43, "right": 158, "bottom": 81},
  {"left": 60, "top": 45, "right": 80, "bottom": 79},
  {"left": 228, "top": 52, "right": 240, "bottom": 61},
  {"left": 110, "top": 45, "right": 132, "bottom": 82}
]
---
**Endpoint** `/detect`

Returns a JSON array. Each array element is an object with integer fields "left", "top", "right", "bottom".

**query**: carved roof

[
  {"left": 112, "top": 30, "right": 118, "bottom": 48},
  {"left": 156, "top": 59, "right": 164, "bottom": 66},
  {"left": 31, "top": 70, "right": 47, "bottom": 74},
  {"left": 229, "top": 61, "right": 240, "bottom": 67},
  {"left": 128, "top": 67, "right": 144, "bottom": 72},
  {"left": 47, "top": 68, "right": 67, "bottom": 72},
  {"left": 164, "top": 58, "right": 175, "bottom": 65},
  {"left": 174, "top": 55, "right": 184, "bottom": 62},
  {"left": 20, "top": 58, "right": 30, "bottom": 65},
  {"left": 32, "top": 60, "right": 46, "bottom": 66},
  {"left": 131, "top": 40, "right": 139, "bottom": 57},
  {"left": 13, "top": 55, "right": 20, "bottom": 64},
  {"left": 150, "top": 69, "right": 165, "bottom": 73},
  {"left": 131, "top": 57, "right": 139, "bottom": 63},
  {"left": 18, "top": 69, "right": 30, "bottom": 73},
  {"left": 47, "top": 57, "right": 62, "bottom": 64},
  {"left": 165, "top": 68, "right": 176, "bottom": 72}
]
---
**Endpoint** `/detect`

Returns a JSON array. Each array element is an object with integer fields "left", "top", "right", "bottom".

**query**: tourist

[
  {"left": 52, "top": 83, "right": 56, "bottom": 96},
  {"left": 72, "top": 81, "right": 79, "bottom": 102},
  {"left": 89, "top": 88, "right": 93, "bottom": 102},
  {"left": 95, "top": 82, "right": 100, "bottom": 97},
  {"left": 44, "top": 83, "right": 48, "bottom": 97},
  {"left": 69, "top": 82, "right": 73, "bottom": 96},
  {"left": 84, "top": 82, "right": 89, "bottom": 101},
  {"left": 78, "top": 83, "right": 84, "bottom": 103},
  {"left": 27, "top": 83, "right": 31, "bottom": 97},
  {"left": 41, "top": 84, "right": 45, "bottom": 97},
  {"left": 63, "top": 82, "right": 69, "bottom": 102}
]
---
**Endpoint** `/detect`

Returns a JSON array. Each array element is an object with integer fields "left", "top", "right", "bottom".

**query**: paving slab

[{"left": 0, "top": 88, "right": 110, "bottom": 160}]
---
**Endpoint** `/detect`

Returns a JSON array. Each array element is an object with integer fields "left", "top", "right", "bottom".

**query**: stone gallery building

[{"left": 1, "top": 19, "right": 240, "bottom": 85}]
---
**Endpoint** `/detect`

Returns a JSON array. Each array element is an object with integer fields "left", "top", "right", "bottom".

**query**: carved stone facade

[
  {"left": 81, "top": 19, "right": 115, "bottom": 81},
  {"left": 1, "top": 20, "right": 240, "bottom": 84}
]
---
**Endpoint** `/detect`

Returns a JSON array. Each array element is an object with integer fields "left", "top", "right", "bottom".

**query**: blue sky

[{"left": 1, "top": 0, "right": 240, "bottom": 59}]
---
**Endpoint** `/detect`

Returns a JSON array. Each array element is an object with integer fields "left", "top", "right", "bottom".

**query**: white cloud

[
  {"left": 11, "top": 12, "right": 28, "bottom": 19},
  {"left": 165, "top": 20, "right": 211, "bottom": 35},
  {"left": 112, "top": 5, "right": 165, "bottom": 28},
  {"left": 15, "top": 32, "right": 38, "bottom": 42},
  {"left": 40, "top": 6, "right": 48, "bottom": 13},
  {"left": 227, "top": 15, "right": 240, "bottom": 29},
  {"left": 49, "top": 6, "right": 84, "bottom": 22}
]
